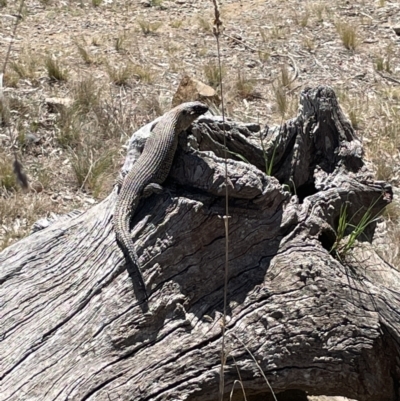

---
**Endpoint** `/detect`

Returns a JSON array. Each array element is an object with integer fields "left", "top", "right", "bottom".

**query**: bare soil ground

[{"left": 0, "top": 0, "right": 400, "bottom": 265}]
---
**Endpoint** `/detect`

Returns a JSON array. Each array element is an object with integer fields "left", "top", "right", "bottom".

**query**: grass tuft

[
  {"left": 55, "top": 108, "right": 82, "bottom": 148},
  {"left": 76, "top": 43, "right": 95, "bottom": 65},
  {"left": 70, "top": 146, "right": 114, "bottom": 197},
  {"left": 312, "top": 3, "right": 326, "bottom": 22},
  {"left": 235, "top": 72, "right": 256, "bottom": 99},
  {"left": 375, "top": 56, "right": 391, "bottom": 72},
  {"left": 273, "top": 86, "right": 288, "bottom": 119},
  {"left": 280, "top": 65, "right": 291, "bottom": 88},
  {"left": 336, "top": 22, "right": 358, "bottom": 51},
  {"left": 0, "top": 98, "right": 11, "bottom": 126},
  {"left": 150, "top": 0, "right": 163, "bottom": 6},
  {"left": 115, "top": 32, "right": 126, "bottom": 52},
  {"left": 138, "top": 20, "right": 162, "bottom": 35},
  {"left": 331, "top": 201, "right": 382, "bottom": 260},
  {"left": 198, "top": 16, "right": 212, "bottom": 33},
  {"left": 302, "top": 37, "right": 315, "bottom": 52},
  {"left": 10, "top": 52, "right": 38, "bottom": 81},
  {"left": 204, "top": 62, "right": 226, "bottom": 88},
  {"left": 45, "top": 56, "right": 69, "bottom": 82},
  {"left": 295, "top": 10, "right": 310, "bottom": 27},
  {"left": 106, "top": 64, "right": 133, "bottom": 86},
  {"left": 258, "top": 51, "right": 270, "bottom": 63},
  {"left": 72, "top": 77, "right": 101, "bottom": 114},
  {"left": 0, "top": 156, "right": 18, "bottom": 191},
  {"left": 132, "top": 65, "right": 153, "bottom": 83},
  {"left": 170, "top": 19, "right": 183, "bottom": 29}
]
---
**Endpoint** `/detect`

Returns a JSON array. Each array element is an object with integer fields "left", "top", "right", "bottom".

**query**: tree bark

[{"left": 0, "top": 86, "right": 399, "bottom": 401}]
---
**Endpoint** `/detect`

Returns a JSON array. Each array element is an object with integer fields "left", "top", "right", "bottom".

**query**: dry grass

[
  {"left": 197, "top": 15, "right": 212, "bottom": 33},
  {"left": 258, "top": 50, "right": 270, "bottom": 63},
  {"left": 10, "top": 51, "right": 38, "bottom": 82},
  {"left": 273, "top": 86, "right": 288, "bottom": 119},
  {"left": 150, "top": 0, "right": 163, "bottom": 6},
  {"left": 106, "top": 63, "right": 133, "bottom": 86},
  {"left": 364, "top": 87, "right": 400, "bottom": 184},
  {"left": 302, "top": 37, "right": 315, "bottom": 52},
  {"left": 374, "top": 44, "right": 394, "bottom": 73},
  {"left": 45, "top": 56, "right": 69, "bottom": 82},
  {"left": 294, "top": 10, "right": 310, "bottom": 27},
  {"left": 72, "top": 77, "right": 101, "bottom": 114},
  {"left": 234, "top": 72, "right": 257, "bottom": 100},
  {"left": 0, "top": 192, "right": 63, "bottom": 251},
  {"left": 76, "top": 43, "right": 96, "bottom": 65},
  {"left": 132, "top": 65, "right": 153, "bottom": 83},
  {"left": 0, "top": 155, "right": 18, "bottom": 191},
  {"left": 70, "top": 146, "right": 115, "bottom": 197},
  {"left": 55, "top": 108, "right": 82, "bottom": 148},
  {"left": 115, "top": 32, "right": 126, "bottom": 52},
  {"left": 279, "top": 65, "right": 291, "bottom": 89},
  {"left": 0, "top": 98, "right": 11, "bottom": 126},
  {"left": 204, "top": 62, "right": 226, "bottom": 88},
  {"left": 138, "top": 20, "right": 162, "bottom": 35},
  {"left": 379, "top": 202, "right": 400, "bottom": 268},
  {"left": 336, "top": 21, "right": 359, "bottom": 51},
  {"left": 170, "top": 19, "right": 183, "bottom": 29},
  {"left": 375, "top": 56, "right": 391, "bottom": 73},
  {"left": 341, "top": 94, "right": 367, "bottom": 131},
  {"left": 310, "top": 2, "right": 327, "bottom": 22}
]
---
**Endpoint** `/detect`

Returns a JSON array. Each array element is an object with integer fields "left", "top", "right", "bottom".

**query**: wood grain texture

[{"left": 0, "top": 87, "right": 398, "bottom": 401}]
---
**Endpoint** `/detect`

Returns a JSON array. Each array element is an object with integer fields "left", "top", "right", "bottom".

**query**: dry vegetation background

[{"left": 0, "top": 0, "right": 399, "bottom": 265}]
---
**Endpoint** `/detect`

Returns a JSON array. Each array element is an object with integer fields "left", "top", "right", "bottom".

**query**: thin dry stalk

[
  {"left": 232, "top": 333, "right": 278, "bottom": 401},
  {"left": 230, "top": 356, "right": 248, "bottom": 401},
  {"left": 2, "top": 0, "right": 25, "bottom": 76},
  {"left": 210, "top": 1, "right": 230, "bottom": 400}
]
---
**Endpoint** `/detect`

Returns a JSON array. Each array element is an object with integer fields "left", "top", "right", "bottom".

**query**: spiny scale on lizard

[{"left": 113, "top": 101, "right": 209, "bottom": 303}]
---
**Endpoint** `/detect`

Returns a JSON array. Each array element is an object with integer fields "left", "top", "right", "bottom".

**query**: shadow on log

[{"left": 0, "top": 87, "right": 399, "bottom": 401}]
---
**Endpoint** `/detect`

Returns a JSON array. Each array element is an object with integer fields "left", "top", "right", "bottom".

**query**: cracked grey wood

[{"left": 0, "top": 87, "right": 399, "bottom": 401}]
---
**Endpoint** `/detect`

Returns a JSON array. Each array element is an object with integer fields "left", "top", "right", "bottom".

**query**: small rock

[
  {"left": 45, "top": 97, "right": 73, "bottom": 113},
  {"left": 172, "top": 75, "right": 219, "bottom": 107},
  {"left": 393, "top": 26, "right": 400, "bottom": 36},
  {"left": 30, "top": 181, "right": 44, "bottom": 193},
  {"left": 25, "top": 132, "right": 41, "bottom": 144},
  {"left": 140, "top": 0, "right": 151, "bottom": 7},
  {"left": 246, "top": 60, "right": 257, "bottom": 68}
]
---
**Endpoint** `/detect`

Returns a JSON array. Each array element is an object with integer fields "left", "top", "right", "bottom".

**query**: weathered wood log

[{"left": 0, "top": 86, "right": 398, "bottom": 401}]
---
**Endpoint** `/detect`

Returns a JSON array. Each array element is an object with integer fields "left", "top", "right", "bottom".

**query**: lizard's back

[{"left": 113, "top": 102, "right": 208, "bottom": 301}]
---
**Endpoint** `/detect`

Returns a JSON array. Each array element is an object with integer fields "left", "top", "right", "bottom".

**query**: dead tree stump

[{"left": 0, "top": 87, "right": 399, "bottom": 401}]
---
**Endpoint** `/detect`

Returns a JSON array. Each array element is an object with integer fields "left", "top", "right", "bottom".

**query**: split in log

[{"left": 0, "top": 86, "right": 399, "bottom": 401}]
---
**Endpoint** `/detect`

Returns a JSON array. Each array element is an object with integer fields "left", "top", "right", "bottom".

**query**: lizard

[{"left": 113, "top": 101, "right": 209, "bottom": 302}]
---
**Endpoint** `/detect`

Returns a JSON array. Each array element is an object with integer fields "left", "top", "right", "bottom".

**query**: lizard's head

[{"left": 173, "top": 101, "right": 209, "bottom": 132}]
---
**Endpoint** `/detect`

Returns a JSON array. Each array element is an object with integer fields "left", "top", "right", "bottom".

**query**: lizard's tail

[{"left": 113, "top": 209, "right": 149, "bottom": 302}]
